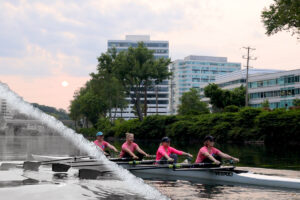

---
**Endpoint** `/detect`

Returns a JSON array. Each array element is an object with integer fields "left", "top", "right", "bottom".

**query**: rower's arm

[
  {"left": 218, "top": 152, "right": 239, "bottom": 162},
  {"left": 136, "top": 146, "right": 148, "bottom": 156},
  {"left": 107, "top": 143, "right": 118, "bottom": 152},
  {"left": 163, "top": 153, "right": 172, "bottom": 160},
  {"left": 181, "top": 152, "right": 193, "bottom": 157},
  {"left": 202, "top": 152, "right": 219, "bottom": 163},
  {"left": 123, "top": 147, "right": 137, "bottom": 157}
]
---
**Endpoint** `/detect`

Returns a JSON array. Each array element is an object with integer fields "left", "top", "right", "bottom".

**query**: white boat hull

[{"left": 129, "top": 167, "right": 300, "bottom": 190}]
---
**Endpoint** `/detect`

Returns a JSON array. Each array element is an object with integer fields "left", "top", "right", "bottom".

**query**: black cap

[
  {"left": 161, "top": 137, "right": 171, "bottom": 143},
  {"left": 203, "top": 135, "right": 215, "bottom": 142}
]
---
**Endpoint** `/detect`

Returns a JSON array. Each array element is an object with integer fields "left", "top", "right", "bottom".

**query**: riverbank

[{"left": 79, "top": 107, "right": 300, "bottom": 145}]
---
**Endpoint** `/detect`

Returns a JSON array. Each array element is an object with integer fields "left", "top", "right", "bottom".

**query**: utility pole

[{"left": 242, "top": 46, "right": 256, "bottom": 107}]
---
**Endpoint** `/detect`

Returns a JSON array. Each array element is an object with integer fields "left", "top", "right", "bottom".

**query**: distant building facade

[
  {"left": 248, "top": 69, "right": 300, "bottom": 109},
  {"left": 169, "top": 55, "right": 241, "bottom": 114},
  {"left": 201, "top": 69, "right": 300, "bottom": 109},
  {"left": 0, "top": 98, "right": 13, "bottom": 119},
  {"left": 107, "top": 35, "right": 169, "bottom": 119}
]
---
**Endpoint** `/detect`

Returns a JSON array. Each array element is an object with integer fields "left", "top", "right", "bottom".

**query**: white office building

[
  {"left": 108, "top": 35, "right": 169, "bottom": 119},
  {"left": 169, "top": 55, "right": 241, "bottom": 114},
  {"left": 201, "top": 69, "right": 300, "bottom": 109}
]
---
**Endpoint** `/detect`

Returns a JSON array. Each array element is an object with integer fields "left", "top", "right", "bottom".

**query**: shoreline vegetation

[{"left": 78, "top": 107, "right": 300, "bottom": 145}]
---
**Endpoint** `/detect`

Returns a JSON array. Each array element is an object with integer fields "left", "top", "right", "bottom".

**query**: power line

[{"left": 242, "top": 46, "right": 257, "bottom": 107}]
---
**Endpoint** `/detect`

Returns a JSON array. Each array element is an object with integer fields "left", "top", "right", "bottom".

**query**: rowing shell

[
  {"left": 30, "top": 155, "right": 300, "bottom": 190},
  {"left": 128, "top": 165, "right": 300, "bottom": 190}
]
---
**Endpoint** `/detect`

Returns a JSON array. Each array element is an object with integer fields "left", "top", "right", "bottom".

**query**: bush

[
  {"left": 96, "top": 117, "right": 114, "bottom": 136},
  {"left": 224, "top": 105, "right": 240, "bottom": 113},
  {"left": 112, "top": 119, "right": 141, "bottom": 138},
  {"left": 91, "top": 107, "right": 300, "bottom": 145}
]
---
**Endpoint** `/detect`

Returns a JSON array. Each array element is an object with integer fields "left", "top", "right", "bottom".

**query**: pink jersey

[
  {"left": 120, "top": 142, "right": 138, "bottom": 158},
  {"left": 195, "top": 146, "right": 221, "bottom": 163},
  {"left": 156, "top": 145, "right": 183, "bottom": 161},
  {"left": 94, "top": 140, "right": 109, "bottom": 151}
]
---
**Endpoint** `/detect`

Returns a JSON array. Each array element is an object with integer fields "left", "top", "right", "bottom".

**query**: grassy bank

[{"left": 78, "top": 107, "right": 300, "bottom": 144}]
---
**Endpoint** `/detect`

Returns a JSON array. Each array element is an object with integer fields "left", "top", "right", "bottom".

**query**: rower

[
  {"left": 195, "top": 135, "right": 239, "bottom": 165},
  {"left": 120, "top": 133, "right": 150, "bottom": 160},
  {"left": 156, "top": 137, "right": 193, "bottom": 164},
  {"left": 94, "top": 131, "right": 118, "bottom": 156}
]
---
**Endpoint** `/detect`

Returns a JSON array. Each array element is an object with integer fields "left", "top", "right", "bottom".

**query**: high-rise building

[
  {"left": 200, "top": 69, "right": 300, "bottom": 109},
  {"left": 107, "top": 35, "right": 169, "bottom": 119},
  {"left": 169, "top": 55, "right": 241, "bottom": 114}
]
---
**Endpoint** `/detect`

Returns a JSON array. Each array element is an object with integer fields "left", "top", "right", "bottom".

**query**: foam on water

[{"left": 0, "top": 83, "right": 168, "bottom": 200}]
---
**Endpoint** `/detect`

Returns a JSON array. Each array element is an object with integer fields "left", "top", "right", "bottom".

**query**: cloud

[{"left": 0, "top": 0, "right": 299, "bottom": 109}]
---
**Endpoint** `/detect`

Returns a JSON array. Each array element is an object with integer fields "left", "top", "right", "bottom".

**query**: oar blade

[
  {"left": 78, "top": 169, "right": 113, "bottom": 180},
  {"left": 0, "top": 163, "right": 19, "bottom": 170},
  {"left": 52, "top": 163, "right": 71, "bottom": 172},
  {"left": 23, "top": 161, "right": 41, "bottom": 171}
]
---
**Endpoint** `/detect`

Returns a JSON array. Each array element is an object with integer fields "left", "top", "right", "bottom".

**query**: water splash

[{"left": 0, "top": 82, "right": 168, "bottom": 200}]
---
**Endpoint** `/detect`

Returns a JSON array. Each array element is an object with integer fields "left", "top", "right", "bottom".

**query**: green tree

[
  {"left": 261, "top": 99, "right": 270, "bottom": 109},
  {"left": 77, "top": 90, "right": 106, "bottom": 127},
  {"left": 204, "top": 84, "right": 245, "bottom": 112},
  {"left": 69, "top": 82, "right": 107, "bottom": 128},
  {"left": 204, "top": 83, "right": 226, "bottom": 111},
  {"left": 90, "top": 48, "right": 128, "bottom": 121},
  {"left": 178, "top": 88, "right": 209, "bottom": 115},
  {"left": 293, "top": 98, "right": 300, "bottom": 106},
  {"left": 231, "top": 86, "right": 246, "bottom": 107},
  {"left": 114, "top": 42, "right": 171, "bottom": 121},
  {"left": 261, "top": 0, "right": 300, "bottom": 38}
]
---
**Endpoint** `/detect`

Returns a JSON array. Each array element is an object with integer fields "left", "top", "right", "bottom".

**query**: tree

[
  {"left": 77, "top": 90, "right": 106, "bottom": 127},
  {"left": 204, "top": 84, "right": 245, "bottom": 112},
  {"left": 261, "top": 99, "right": 270, "bottom": 109},
  {"left": 231, "top": 86, "right": 246, "bottom": 107},
  {"left": 178, "top": 88, "right": 209, "bottom": 115},
  {"left": 90, "top": 48, "right": 128, "bottom": 121},
  {"left": 69, "top": 82, "right": 107, "bottom": 128},
  {"left": 114, "top": 42, "right": 171, "bottom": 121},
  {"left": 293, "top": 98, "right": 300, "bottom": 106},
  {"left": 261, "top": 0, "right": 300, "bottom": 38}
]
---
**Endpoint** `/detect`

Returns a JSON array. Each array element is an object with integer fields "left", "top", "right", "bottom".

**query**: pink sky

[
  {"left": 0, "top": 75, "right": 89, "bottom": 110},
  {"left": 0, "top": 0, "right": 299, "bottom": 111}
]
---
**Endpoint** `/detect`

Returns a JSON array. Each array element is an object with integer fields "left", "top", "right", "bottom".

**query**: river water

[{"left": 0, "top": 135, "right": 299, "bottom": 199}]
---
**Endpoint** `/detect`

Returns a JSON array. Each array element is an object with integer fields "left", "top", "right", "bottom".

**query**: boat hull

[{"left": 129, "top": 167, "right": 300, "bottom": 190}]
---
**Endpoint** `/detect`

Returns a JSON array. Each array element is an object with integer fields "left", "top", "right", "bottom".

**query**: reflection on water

[
  {"left": 0, "top": 135, "right": 81, "bottom": 160},
  {"left": 0, "top": 135, "right": 300, "bottom": 199},
  {"left": 147, "top": 180, "right": 300, "bottom": 200}
]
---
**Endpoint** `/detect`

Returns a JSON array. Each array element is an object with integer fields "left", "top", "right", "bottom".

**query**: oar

[
  {"left": 51, "top": 160, "right": 157, "bottom": 172},
  {"left": 78, "top": 168, "right": 113, "bottom": 180},
  {"left": 109, "top": 155, "right": 156, "bottom": 162},
  {"left": 128, "top": 162, "right": 220, "bottom": 171},
  {"left": 23, "top": 156, "right": 91, "bottom": 171}
]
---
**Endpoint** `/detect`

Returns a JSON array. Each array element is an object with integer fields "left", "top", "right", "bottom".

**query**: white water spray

[{"left": 0, "top": 83, "right": 168, "bottom": 200}]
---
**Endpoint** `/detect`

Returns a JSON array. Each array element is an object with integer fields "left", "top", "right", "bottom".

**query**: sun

[{"left": 61, "top": 81, "right": 69, "bottom": 87}]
